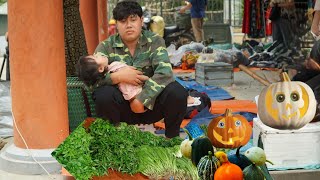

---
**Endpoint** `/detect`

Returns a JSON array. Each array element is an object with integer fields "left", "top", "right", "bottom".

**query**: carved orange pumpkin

[
  {"left": 207, "top": 109, "right": 252, "bottom": 148},
  {"left": 258, "top": 72, "right": 317, "bottom": 130}
]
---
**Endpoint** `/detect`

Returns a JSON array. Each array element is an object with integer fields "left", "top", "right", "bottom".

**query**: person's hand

[
  {"left": 112, "top": 66, "right": 149, "bottom": 86},
  {"left": 305, "top": 58, "right": 320, "bottom": 71},
  {"left": 179, "top": 8, "right": 186, "bottom": 14},
  {"left": 130, "top": 99, "right": 146, "bottom": 113}
]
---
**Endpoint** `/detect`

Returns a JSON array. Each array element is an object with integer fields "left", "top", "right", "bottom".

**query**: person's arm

[
  {"left": 94, "top": 41, "right": 148, "bottom": 87},
  {"left": 312, "top": 0, "right": 320, "bottom": 36},
  {"left": 135, "top": 37, "right": 174, "bottom": 110},
  {"left": 179, "top": 1, "right": 192, "bottom": 13}
]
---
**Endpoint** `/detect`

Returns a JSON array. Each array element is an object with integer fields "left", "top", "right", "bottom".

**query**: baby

[
  {"left": 76, "top": 54, "right": 199, "bottom": 114},
  {"left": 76, "top": 54, "right": 145, "bottom": 113}
]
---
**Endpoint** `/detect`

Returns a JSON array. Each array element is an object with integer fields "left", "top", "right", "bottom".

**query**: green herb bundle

[
  {"left": 137, "top": 145, "right": 198, "bottom": 180},
  {"left": 52, "top": 118, "right": 183, "bottom": 180},
  {"left": 51, "top": 127, "right": 95, "bottom": 180}
]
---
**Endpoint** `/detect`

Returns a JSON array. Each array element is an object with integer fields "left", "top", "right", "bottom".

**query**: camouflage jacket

[{"left": 94, "top": 30, "right": 174, "bottom": 110}]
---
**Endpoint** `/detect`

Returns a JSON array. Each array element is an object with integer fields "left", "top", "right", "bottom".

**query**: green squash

[
  {"left": 243, "top": 164, "right": 264, "bottom": 180},
  {"left": 245, "top": 147, "right": 273, "bottom": 166},
  {"left": 191, "top": 136, "right": 214, "bottom": 166},
  {"left": 197, "top": 151, "right": 220, "bottom": 180},
  {"left": 228, "top": 146, "right": 252, "bottom": 170}
]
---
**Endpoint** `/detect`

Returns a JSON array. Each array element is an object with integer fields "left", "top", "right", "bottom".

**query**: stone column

[
  {"left": 80, "top": 0, "right": 99, "bottom": 54},
  {"left": 0, "top": 0, "right": 69, "bottom": 174},
  {"left": 97, "top": 0, "right": 108, "bottom": 42}
]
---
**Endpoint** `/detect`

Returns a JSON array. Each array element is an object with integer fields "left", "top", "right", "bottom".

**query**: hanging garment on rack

[
  {"left": 265, "top": 7, "right": 273, "bottom": 36},
  {"left": 248, "top": 0, "right": 266, "bottom": 38},
  {"left": 242, "top": 0, "right": 251, "bottom": 34}
]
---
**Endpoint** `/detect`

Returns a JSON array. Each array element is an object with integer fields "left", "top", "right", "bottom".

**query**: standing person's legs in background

[
  {"left": 191, "top": 18, "right": 204, "bottom": 42},
  {"left": 272, "top": 19, "right": 283, "bottom": 45}
]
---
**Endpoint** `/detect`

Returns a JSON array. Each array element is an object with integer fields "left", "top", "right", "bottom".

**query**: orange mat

[
  {"left": 173, "top": 67, "right": 278, "bottom": 73},
  {"left": 154, "top": 99, "right": 257, "bottom": 130},
  {"left": 173, "top": 68, "right": 195, "bottom": 73},
  {"left": 233, "top": 67, "right": 279, "bottom": 72},
  {"left": 210, "top": 100, "right": 257, "bottom": 114}
]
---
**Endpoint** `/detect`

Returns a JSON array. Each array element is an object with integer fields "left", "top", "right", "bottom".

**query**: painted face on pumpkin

[
  {"left": 265, "top": 82, "right": 309, "bottom": 122},
  {"left": 208, "top": 109, "right": 252, "bottom": 148},
  {"left": 258, "top": 72, "right": 317, "bottom": 130},
  {"left": 213, "top": 118, "right": 247, "bottom": 145}
]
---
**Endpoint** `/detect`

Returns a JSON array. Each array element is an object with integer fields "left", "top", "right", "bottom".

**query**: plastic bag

[
  {"left": 167, "top": 44, "right": 185, "bottom": 66},
  {"left": 0, "top": 82, "right": 13, "bottom": 138}
]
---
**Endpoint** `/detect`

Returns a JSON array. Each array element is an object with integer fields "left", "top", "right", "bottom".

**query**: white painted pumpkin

[{"left": 258, "top": 72, "right": 317, "bottom": 130}]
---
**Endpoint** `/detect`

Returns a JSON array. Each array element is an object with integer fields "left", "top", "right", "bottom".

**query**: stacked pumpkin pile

[{"left": 180, "top": 108, "right": 273, "bottom": 180}]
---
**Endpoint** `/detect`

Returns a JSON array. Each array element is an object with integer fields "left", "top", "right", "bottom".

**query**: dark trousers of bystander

[{"left": 92, "top": 81, "right": 188, "bottom": 138}]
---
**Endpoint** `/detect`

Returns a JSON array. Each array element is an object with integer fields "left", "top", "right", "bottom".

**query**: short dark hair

[
  {"left": 310, "top": 40, "right": 320, "bottom": 64},
  {"left": 76, "top": 56, "right": 103, "bottom": 86},
  {"left": 113, "top": 1, "right": 143, "bottom": 21}
]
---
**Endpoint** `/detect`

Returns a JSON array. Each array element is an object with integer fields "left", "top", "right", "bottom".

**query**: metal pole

[
  {"left": 160, "top": 0, "right": 163, "bottom": 17},
  {"left": 229, "top": 0, "right": 231, "bottom": 25}
]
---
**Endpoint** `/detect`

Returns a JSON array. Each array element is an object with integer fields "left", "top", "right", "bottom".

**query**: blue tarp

[{"left": 175, "top": 77, "right": 234, "bottom": 100}]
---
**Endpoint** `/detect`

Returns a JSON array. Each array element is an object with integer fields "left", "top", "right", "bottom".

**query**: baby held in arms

[{"left": 76, "top": 54, "right": 198, "bottom": 114}]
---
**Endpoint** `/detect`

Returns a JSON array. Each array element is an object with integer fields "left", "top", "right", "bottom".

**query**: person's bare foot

[{"left": 187, "top": 96, "right": 195, "bottom": 104}]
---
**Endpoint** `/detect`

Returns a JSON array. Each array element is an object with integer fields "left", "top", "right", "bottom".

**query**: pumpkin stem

[
  {"left": 236, "top": 146, "right": 242, "bottom": 157},
  {"left": 183, "top": 128, "right": 193, "bottom": 141},
  {"left": 200, "top": 124, "right": 208, "bottom": 136},
  {"left": 225, "top": 109, "right": 233, "bottom": 117},
  {"left": 266, "top": 159, "right": 274, "bottom": 165},
  {"left": 280, "top": 72, "right": 291, "bottom": 82},
  {"left": 208, "top": 151, "right": 213, "bottom": 159}
]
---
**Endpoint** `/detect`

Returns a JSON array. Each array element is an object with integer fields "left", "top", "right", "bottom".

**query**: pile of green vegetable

[{"left": 52, "top": 118, "right": 197, "bottom": 180}]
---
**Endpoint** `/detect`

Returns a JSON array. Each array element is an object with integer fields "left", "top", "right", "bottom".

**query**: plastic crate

[
  {"left": 195, "top": 62, "right": 234, "bottom": 86},
  {"left": 253, "top": 118, "right": 320, "bottom": 170},
  {"left": 203, "top": 23, "right": 232, "bottom": 44},
  {"left": 67, "top": 77, "right": 96, "bottom": 132}
]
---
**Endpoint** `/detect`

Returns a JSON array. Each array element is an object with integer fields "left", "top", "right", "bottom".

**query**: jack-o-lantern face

[
  {"left": 258, "top": 72, "right": 317, "bottom": 129},
  {"left": 208, "top": 109, "right": 252, "bottom": 149}
]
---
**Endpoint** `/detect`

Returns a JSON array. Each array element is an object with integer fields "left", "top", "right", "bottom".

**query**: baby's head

[{"left": 76, "top": 54, "right": 108, "bottom": 86}]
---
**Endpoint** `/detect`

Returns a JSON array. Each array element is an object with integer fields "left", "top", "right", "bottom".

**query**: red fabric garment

[
  {"left": 256, "top": 0, "right": 261, "bottom": 29},
  {"left": 265, "top": 7, "right": 272, "bottom": 36},
  {"left": 242, "top": 0, "right": 250, "bottom": 34}
]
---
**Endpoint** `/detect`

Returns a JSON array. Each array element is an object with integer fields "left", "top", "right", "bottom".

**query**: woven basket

[{"left": 67, "top": 77, "right": 96, "bottom": 132}]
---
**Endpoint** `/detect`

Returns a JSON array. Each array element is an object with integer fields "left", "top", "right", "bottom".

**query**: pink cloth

[{"left": 108, "top": 62, "right": 142, "bottom": 100}]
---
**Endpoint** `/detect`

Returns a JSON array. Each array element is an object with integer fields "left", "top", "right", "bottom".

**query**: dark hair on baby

[
  {"left": 76, "top": 56, "right": 104, "bottom": 86},
  {"left": 113, "top": 1, "right": 143, "bottom": 21}
]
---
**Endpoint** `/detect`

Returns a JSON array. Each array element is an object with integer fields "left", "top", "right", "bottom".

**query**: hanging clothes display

[
  {"left": 242, "top": 0, "right": 251, "bottom": 34},
  {"left": 265, "top": 7, "right": 272, "bottom": 36},
  {"left": 242, "top": 0, "right": 269, "bottom": 38}
]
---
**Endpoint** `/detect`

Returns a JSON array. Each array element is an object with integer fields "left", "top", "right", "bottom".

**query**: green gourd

[
  {"left": 197, "top": 151, "right": 220, "bottom": 180},
  {"left": 191, "top": 136, "right": 214, "bottom": 166},
  {"left": 243, "top": 164, "right": 265, "bottom": 180},
  {"left": 228, "top": 146, "right": 252, "bottom": 170}
]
